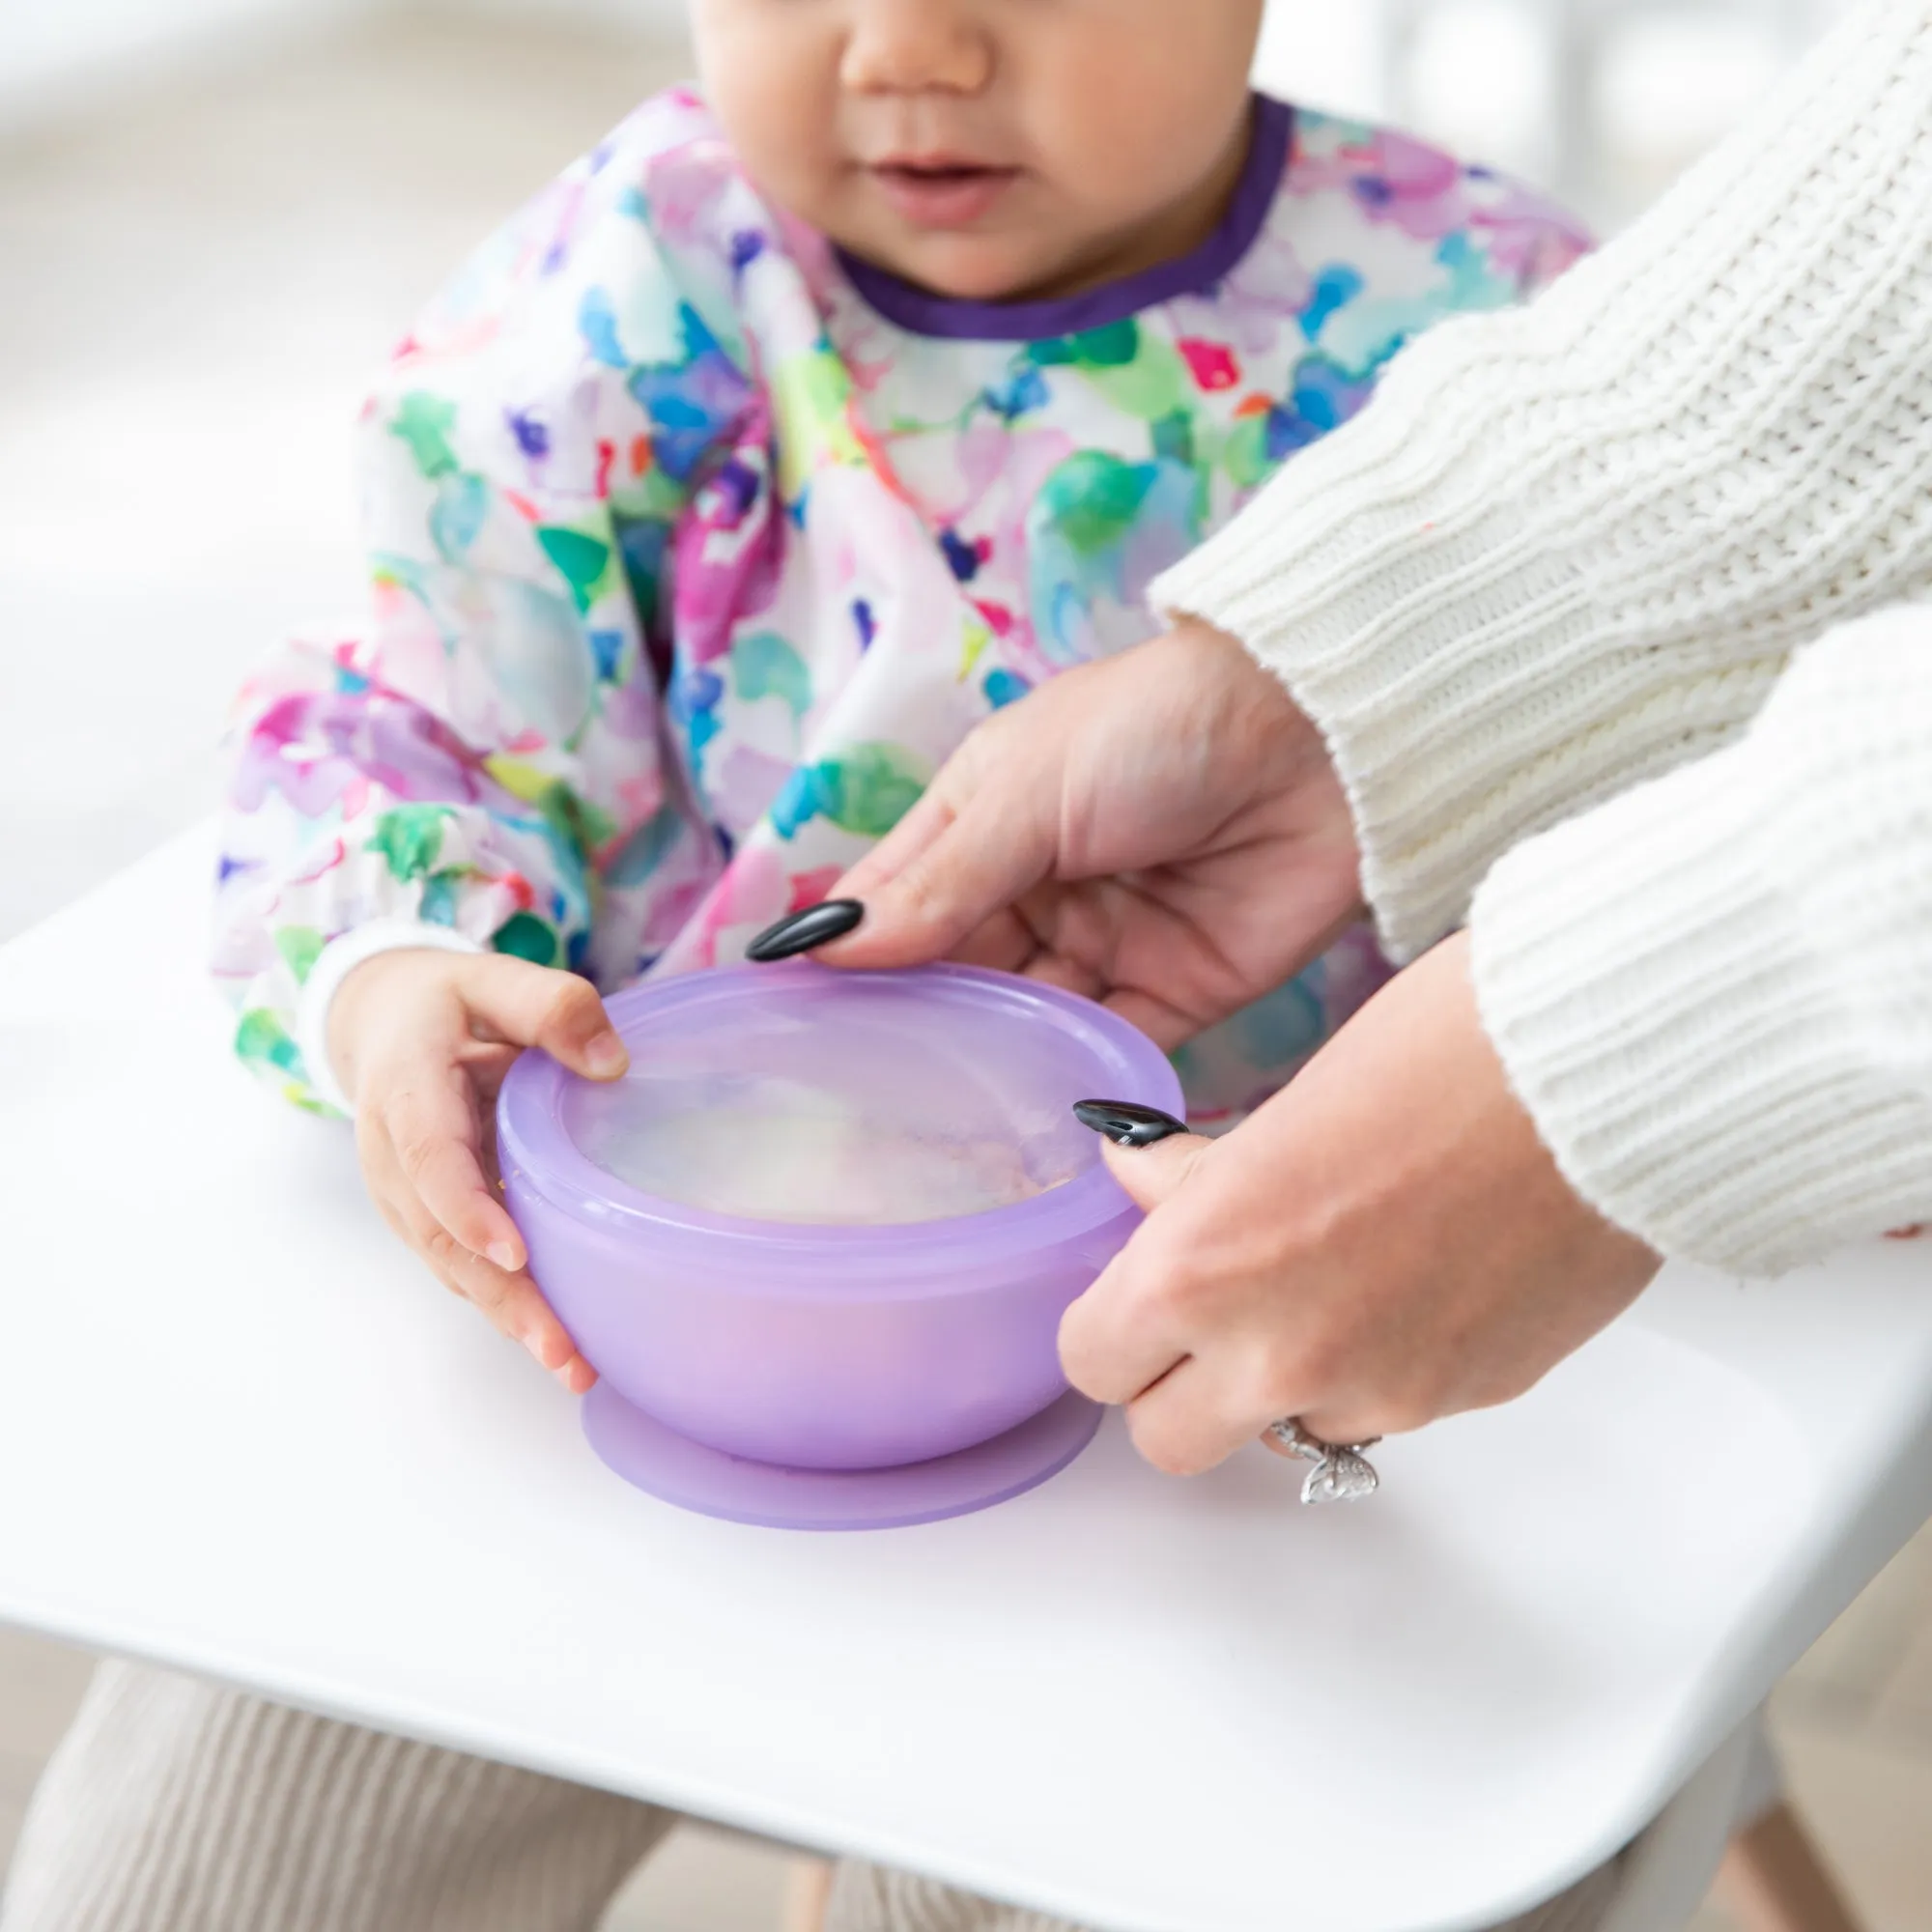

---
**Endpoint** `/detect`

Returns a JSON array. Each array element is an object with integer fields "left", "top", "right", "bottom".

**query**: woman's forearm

[
  {"left": 1153, "top": 0, "right": 1932, "bottom": 960},
  {"left": 1473, "top": 604, "right": 1932, "bottom": 1273}
]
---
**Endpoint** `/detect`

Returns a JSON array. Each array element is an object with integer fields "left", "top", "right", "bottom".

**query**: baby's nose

[{"left": 838, "top": 0, "right": 995, "bottom": 98}]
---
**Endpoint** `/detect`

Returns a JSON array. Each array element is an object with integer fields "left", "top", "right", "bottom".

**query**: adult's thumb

[{"left": 1072, "top": 1102, "right": 1213, "bottom": 1212}]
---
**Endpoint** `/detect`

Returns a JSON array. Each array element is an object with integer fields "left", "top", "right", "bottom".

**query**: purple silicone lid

[{"left": 497, "top": 961, "right": 1182, "bottom": 1526}]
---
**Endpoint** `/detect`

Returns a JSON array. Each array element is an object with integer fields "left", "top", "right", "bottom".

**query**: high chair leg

[
  {"left": 782, "top": 1856, "right": 836, "bottom": 1932},
  {"left": 1714, "top": 1802, "right": 1862, "bottom": 1932}
]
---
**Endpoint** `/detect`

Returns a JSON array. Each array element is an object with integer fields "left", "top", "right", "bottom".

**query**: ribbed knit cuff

[
  {"left": 1470, "top": 737, "right": 1932, "bottom": 1276},
  {"left": 296, "top": 921, "right": 485, "bottom": 1118},
  {"left": 1150, "top": 413, "right": 1578, "bottom": 958},
  {"left": 1149, "top": 379, "right": 1784, "bottom": 962},
  {"left": 1152, "top": 0, "right": 1932, "bottom": 961}
]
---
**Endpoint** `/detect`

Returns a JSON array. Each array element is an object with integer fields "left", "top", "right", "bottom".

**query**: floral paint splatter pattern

[{"left": 213, "top": 92, "right": 1586, "bottom": 1122}]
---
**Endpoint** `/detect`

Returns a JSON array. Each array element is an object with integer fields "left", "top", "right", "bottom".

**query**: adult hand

[
  {"left": 329, "top": 948, "right": 631, "bottom": 1394},
  {"left": 1061, "top": 931, "right": 1662, "bottom": 1471},
  {"left": 819, "top": 616, "right": 1362, "bottom": 1046}
]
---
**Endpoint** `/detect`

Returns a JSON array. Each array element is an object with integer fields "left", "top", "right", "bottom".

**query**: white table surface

[{"left": 5, "top": 829, "right": 1932, "bottom": 1932}]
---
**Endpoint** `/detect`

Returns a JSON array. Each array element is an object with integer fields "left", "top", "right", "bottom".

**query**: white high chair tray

[{"left": 3, "top": 830, "right": 1931, "bottom": 1932}]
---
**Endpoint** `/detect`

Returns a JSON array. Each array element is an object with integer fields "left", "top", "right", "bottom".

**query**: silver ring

[{"left": 1269, "top": 1418, "right": 1381, "bottom": 1505}]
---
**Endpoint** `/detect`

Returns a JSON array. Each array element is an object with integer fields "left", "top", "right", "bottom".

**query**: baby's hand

[{"left": 328, "top": 949, "right": 630, "bottom": 1392}]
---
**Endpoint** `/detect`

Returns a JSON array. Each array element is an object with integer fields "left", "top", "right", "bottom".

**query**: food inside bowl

[{"left": 573, "top": 1071, "right": 1075, "bottom": 1224}]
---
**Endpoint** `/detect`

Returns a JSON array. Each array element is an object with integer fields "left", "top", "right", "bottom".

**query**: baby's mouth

[{"left": 868, "top": 158, "right": 1020, "bottom": 229}]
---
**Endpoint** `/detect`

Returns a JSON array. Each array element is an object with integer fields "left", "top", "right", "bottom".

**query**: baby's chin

[{"left": 834, "top": 222, "right": 1122, "bottom": 308}]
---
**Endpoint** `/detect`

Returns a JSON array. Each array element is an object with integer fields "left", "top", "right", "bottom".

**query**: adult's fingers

[
  {"left": 1116, "top": 1311, "right": 1389, "bottom": 1478},
  {"left": 1123, "top": 1357, "right": 1272, "bottom": 1478},
  {"left": 1093, "top": 1129, "right": 1214, "bottom": 1213},
  {"left": 378, "top": 1058, "right": 526, "bottom": 1271},
  {"left": 456, "top": 954, "right": 629, "bottom": 1079},
  {"left": 821, "top": 753, "right": 1059, "bottom": 972},
  {"left": 828, "top": 767, "right": 971, "bottom": 908},
  {"left": 1057, "top": 1133, "right": 1213, "bottom": 1404},
  {"left": 1258, "top": 1402, "right": 1387, "bottom": 1461},
  {"left": 1136, "top": 1376, "right": 1389, "bottom": 1482}
]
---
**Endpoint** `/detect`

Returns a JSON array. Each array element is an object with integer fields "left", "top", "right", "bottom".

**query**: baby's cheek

[{"left": 696, "top": 10, "right": 843, "bottom": 230}]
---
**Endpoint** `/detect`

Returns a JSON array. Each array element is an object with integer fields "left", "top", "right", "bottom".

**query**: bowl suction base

[{"left": 581, "top": 1384, "right": 1103, "bottom": 1531}]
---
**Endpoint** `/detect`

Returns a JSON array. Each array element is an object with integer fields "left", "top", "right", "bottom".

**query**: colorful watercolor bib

[{"left": 215, "top": 90, "right": 1586, "bottom": 1122}]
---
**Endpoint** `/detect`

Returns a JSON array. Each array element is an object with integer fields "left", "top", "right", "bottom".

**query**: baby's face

[{"left": 695, "top": 0, "right": 1265, "bottom": 303}]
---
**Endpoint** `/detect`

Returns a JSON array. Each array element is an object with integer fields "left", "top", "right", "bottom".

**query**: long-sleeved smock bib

[{"left": 213, "top": 88, "right": 1585, "bottom": 1122}]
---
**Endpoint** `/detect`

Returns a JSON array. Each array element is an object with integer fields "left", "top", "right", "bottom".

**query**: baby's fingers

[
  {"left": 443, "top": 1245, "right": 596, "bottom": 1396},
  {"left": 381, "top": 1064, "right": 526, "bottom": 1272},
  {"left": 457, "top": 955, "right": 628, "bottom": 1080},
  {"left": 368, "top": 1152, "right": 595, "bottom": 1394}
]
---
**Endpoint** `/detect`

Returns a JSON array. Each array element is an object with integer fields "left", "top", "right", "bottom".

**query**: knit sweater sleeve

[
  {"left": 1471, "top": 604, "right": 1932, "bottom": 1274},
  {"left": 1150, "top": 0, "right": 1932, "bottom": 961}
]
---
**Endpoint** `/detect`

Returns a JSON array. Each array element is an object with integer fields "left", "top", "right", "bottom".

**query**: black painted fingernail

[
  {"left": 1072, "top": 1099, "right": 1190, "bottom": 1149},
  {"left": 745, "top": 898, "right": 865, "bottom": 963}
]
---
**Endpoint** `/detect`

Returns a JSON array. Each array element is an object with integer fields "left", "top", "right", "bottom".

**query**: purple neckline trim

[{"left": 835, "top": 94, "right": 1293, "bottom": 342}]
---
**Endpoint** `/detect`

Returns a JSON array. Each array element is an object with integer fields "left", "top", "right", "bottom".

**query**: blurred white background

[{"left": 5, "top": 4, "right": 1928, "bottom": 1930}]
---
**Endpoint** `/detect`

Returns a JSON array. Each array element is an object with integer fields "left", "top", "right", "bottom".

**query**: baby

[
  {"left": 211, "top": 0, "right": 1583, "bottom": 1402},
  {"left": 5, "top": 6, "right": 1588, "bottom": 1931}
]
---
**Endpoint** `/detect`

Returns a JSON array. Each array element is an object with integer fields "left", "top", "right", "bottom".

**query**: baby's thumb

[
  {"left": 1073, "top": 1102, "right": 1212, "bottom": 1212},
  {"left": 461, "top": 954, "right": 629, "bottom": 1079}
]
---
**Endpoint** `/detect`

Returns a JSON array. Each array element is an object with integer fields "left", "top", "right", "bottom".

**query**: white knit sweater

[{"left": 1151, "top": 0, "right": 1932, "bottom": 1274}]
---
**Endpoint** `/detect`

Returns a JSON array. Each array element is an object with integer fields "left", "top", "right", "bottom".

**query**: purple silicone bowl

[{"left": 497, "top": 960, "right": 1182, "bottom": 1472}]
